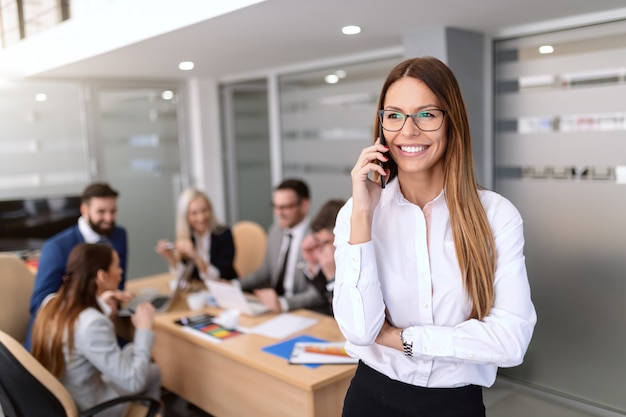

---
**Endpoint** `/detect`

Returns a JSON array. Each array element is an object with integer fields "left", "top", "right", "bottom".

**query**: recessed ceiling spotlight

[
  {"left": 161, "top": 90, "right": 175, "bottom": 100},
  {"left": 342, "top": 25, "right": 361, "bottom": 35},
  {"left": 178, "top": 61, "right": 195, "bottom": 71},
  {"left": 325, "top": 74, "right": 340, "bottom": 84},
  {"left": 538, "top": 45, "right": 554, "bottom": 54},
  {"left": 35, "top": 93, "right": 47, "bottom": 102}
]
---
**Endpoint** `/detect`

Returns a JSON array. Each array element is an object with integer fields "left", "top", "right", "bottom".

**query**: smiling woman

[
  {"left": 155, "top": 187, "right": 238, "bottom": 281},
  {"left": 333, "top": 56, "right": 536, "bottom": 417}
]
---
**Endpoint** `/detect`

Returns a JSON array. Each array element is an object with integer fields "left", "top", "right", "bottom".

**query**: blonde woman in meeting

[
  {"left": 31, "top": 243, "right": 161, "bottom": 417},
  {"left": 155, "top": 187, "right": 238, "bottom": 281}
]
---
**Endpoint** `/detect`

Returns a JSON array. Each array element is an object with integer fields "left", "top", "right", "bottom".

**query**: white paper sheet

[{"left": 248, "top": 313, "right": 319, "bottom": 339}]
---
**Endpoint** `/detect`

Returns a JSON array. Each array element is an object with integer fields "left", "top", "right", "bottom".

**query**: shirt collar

[
  {"left": 285, "top": 216, "right": 309, "bottom": 236},
  {"left": 382, "top": 177, "right": 445, "bottom": 208},
  {"left": 78, "top": 216, "right": 106, "bottom": 243}
]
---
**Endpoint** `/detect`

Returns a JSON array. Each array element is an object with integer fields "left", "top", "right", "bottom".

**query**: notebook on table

[
  {"left": 118, "top": 263, "right": 194, "bottom": 316},
  {"left": 206, "top": 279, "right": 270, "bottom": 317}
]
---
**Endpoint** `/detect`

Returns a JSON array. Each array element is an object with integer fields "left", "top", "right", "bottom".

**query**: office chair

[
  {"left": 0, "top": 254, "right": 35, "bottom": 343},
  {"left": 0, "top": 330, "right": 160, "bottom": 417},
  {"left": 231, "top": 220, "right": 267, "bottom": 276}
]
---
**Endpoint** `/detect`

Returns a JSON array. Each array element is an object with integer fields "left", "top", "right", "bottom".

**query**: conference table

[{"left": 126, "top": 273, "right": 356, "bottom": 417}]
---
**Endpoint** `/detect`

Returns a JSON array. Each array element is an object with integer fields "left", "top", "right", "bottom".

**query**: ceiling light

[
  {"left": 161, "top": 90, "right": 175, "bottom": 100},
  {"left": 538, "top": 45, "right": 554, "bottom": 54},
  {"left": 35, "top": 93, "right": 47, "bottom": 102},
  {"left": 342, "top": 25, "right": 361, "bottom": 35},
  {"left": 178, "top": 61, "right": 195, "bottom": 71},
  {"left": 325, "top": 74, "right": 340, "bottom": 84}
]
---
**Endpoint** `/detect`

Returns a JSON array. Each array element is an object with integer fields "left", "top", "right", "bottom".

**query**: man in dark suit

[
  {"left": 24, "top": 182, "right": 130, "bottom": 350},
  {"left": 239, "top": 178, "right": 325, "bottom": 313}
]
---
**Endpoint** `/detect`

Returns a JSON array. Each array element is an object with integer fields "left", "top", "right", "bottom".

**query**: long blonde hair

[
  {"left": 175, "top": 188, "right": 219, "bottom": 240},
  {"left": 32, "top": 243, "right": 112, "bottom": 377},
  {"left": 375, "top": 57, "right": 496, "bottom": 320}
]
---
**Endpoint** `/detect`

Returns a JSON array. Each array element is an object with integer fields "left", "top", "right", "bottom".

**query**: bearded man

[{"left": 24, "top": 182, "right": 129, "bottom": 350}]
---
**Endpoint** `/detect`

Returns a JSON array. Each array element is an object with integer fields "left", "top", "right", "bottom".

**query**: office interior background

[{"left": 1, "top": 0, "right": 626, "bottom": 415}]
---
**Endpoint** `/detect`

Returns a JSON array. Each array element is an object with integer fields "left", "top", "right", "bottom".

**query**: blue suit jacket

[{"left": 24, "top": 224, "right": 127, "bottom": 350}]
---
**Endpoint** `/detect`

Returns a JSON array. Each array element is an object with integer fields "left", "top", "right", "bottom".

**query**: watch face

[{"left": 402, "top": 327, "right": 415, "bottom": 342}]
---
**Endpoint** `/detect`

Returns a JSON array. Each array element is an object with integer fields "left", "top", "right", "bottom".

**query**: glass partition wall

[
  {"left": 0, "top": 79, "right": 186, "bottom": 279},
  {"left": 494, "top": 19, "right": 626, "bottom": 413},
  {"left": 278, "top": 57, "right": 402, "bottom": 215},
  {"left": 95, "top": 86, "right": 184, "bottom": 278},
  {"left": 221, "top": 56, "right": 402, "bottom": 225}
]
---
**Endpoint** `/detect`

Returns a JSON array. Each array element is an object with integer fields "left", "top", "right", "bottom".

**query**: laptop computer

[
  {"left": 118, "top": 262, "right": 194, "bottom": 316},
  {"left": 206, "top": 279, "right": 270, "bottom": 316}
]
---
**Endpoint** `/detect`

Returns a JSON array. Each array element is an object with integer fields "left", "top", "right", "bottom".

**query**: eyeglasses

[
  {"left": 379, "top": 108, "right": 446, "bottom": 132},
  {"left": 272, "top": 201, "right": 301, "bottom": 211}
]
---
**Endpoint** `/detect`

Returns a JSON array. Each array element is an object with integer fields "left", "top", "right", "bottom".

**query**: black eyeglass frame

[{"left": 378, "top": 108, "right": 447, "bottom": 132}]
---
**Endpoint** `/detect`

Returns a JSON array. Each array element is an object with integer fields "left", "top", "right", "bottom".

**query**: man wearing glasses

[{"left": 239, "top": 178, "right": 325, "bottom": 313}]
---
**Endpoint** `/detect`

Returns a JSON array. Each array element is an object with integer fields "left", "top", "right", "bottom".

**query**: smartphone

[
  {"left": 378, "top": 123, "right": 387, "bottom": 189},
  {"left": 176, "top": 313, "right": 214, "bottom": 327}
]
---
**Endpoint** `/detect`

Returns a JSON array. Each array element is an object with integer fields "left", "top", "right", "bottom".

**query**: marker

[{"left": 304, "top": 345, "right": 349, "bottom": 357}]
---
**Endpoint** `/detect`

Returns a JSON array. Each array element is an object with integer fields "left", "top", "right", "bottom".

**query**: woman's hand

[
  {"left": 132, "top": 301, "right": 155, "bottom": 330},
  {"left": 155, "top": 239, "right": 177, "bottom": 269},
  {"left": 175, "top": 238, "right": 195, "bottom": 258},
  {"left": 155, "top": 239, "right": 174, "bottom": 256},
  {"left": 99, "top": 290, "right": 134, "bottom": 318},
  {"left": 350, "top": 138, "right": 388, "bottom": 244}
]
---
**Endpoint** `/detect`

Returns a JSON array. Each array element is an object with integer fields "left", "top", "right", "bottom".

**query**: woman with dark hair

[
  {"left": 32, "top": 243, "right": 161, "bottom": 417},
  {"left": 333, "top": 57, "right": 536, "bottom": 416},
  {"left": 155, "top": 187, "right": 237, "bottom": 281}
]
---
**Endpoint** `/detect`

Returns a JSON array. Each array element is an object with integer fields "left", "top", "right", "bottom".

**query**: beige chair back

[
  {"left": 0, "top": 254, "right": 35, "bottom": 343},
  {"left": 231, "top": 221, "right": 267, "bottom": 277}
]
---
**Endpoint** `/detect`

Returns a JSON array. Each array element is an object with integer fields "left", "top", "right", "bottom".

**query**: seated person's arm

[{"left": 77, "top": 303, "right": 156, "bottom": 393}]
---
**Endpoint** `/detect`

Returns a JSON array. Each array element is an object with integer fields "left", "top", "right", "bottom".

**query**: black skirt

[{"left": 342, "top": 361, "right": 485, "bottom": 417}]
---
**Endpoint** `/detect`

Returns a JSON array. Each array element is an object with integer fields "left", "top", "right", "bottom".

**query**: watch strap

[{"left": 400, "top": 328, "right": 413, "bottom": 357}]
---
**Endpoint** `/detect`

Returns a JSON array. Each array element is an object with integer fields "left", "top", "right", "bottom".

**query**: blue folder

[{"left": 262, "top": 334, "right": 326, "bottom": 369}]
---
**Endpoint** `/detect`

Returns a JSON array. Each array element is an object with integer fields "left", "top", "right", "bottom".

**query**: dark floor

[{"left": 161, "top": 389, "right": 213, "bottom": 417}]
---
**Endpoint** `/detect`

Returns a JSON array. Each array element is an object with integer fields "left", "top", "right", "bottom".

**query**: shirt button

[
  {"left": 423, "top": 303, "right": 429, "bottom": 309},
  {"left": 422, "top": 347, "right": 428, "bottom": 353},
  {"left": 423, "top": 360, "right": 428, "bottom": 364},
  {"left": 352, "top": 268, "right": 357, "bottom": 273},
  {"left": 469, "top": 353, "right": 475, "bottom": 359}
]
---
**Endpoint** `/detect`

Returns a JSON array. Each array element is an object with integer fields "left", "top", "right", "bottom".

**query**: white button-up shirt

[{"left": 333, "top": 178, "right": 536, "bottom": 388}]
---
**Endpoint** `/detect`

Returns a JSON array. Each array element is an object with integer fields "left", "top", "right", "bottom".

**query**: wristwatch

[{"left": 400, "top": 327, "right": 414, "bottom": 357}]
